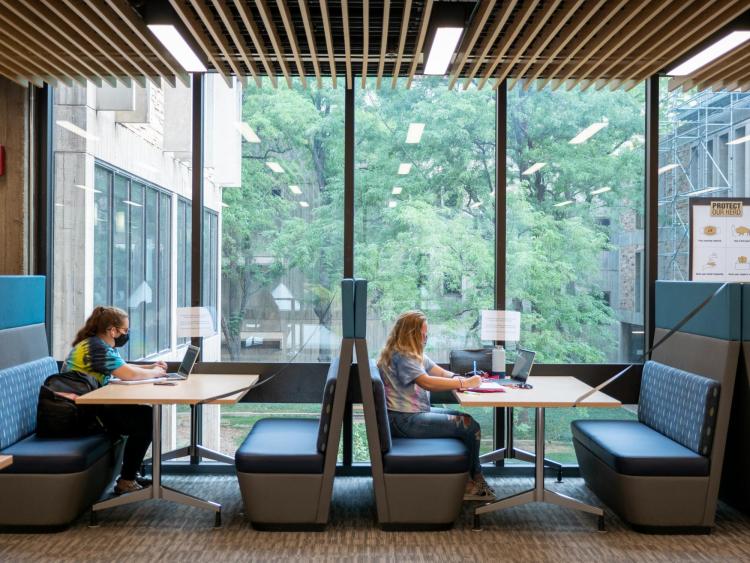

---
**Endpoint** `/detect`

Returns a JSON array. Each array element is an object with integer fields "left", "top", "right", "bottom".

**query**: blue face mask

[{"left": 113, "top": 332, "right": 129, "bottom": 348}]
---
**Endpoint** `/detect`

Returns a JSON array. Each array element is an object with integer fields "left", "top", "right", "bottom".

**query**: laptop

[
  {"left": 496, "top": 348, "right": 536, "bottom": 389},
  {"left": 166, "top": 344, "right": 200, "bottom": 380}
]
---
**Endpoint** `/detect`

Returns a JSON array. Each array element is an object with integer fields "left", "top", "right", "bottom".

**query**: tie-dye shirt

[
  {"left": 382, "top": 352, "right": 436, "bottom": 413},
  {"left": 64, "top": 336, "right": 125, "bottom": 386}
]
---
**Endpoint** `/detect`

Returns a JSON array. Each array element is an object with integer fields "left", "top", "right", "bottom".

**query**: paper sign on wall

[
  {"left": 176, "top": 307, "right": 216, "bottom": 338},
  {"left": 690, "top": 197, "right": 750, "bottom": 282}
]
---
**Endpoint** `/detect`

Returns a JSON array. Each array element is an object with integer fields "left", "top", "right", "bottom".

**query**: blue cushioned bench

[
  {"left": 0, "top": 276, "right": 122, "bottom": 529},
  {"left": 360, "top": 360, "right": 469, "bottom": 529},
  {"left": 572, "top": 358, "right": 727, "bottom": 531},
  {"left": 235, "top": 357, "right": 350, "bottom": 529}
]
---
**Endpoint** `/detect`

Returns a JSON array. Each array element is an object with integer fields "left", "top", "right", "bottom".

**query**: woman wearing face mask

[
  {"left": 377, "top": 310, "right": 495, "bottom": 501},
  {"left": 65, "top": 306, "right": 167, "bottom": 495}
]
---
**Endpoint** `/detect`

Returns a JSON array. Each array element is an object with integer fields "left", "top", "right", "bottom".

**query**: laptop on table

[
  {"left": 165, "top": 344, "right": 200, "bottom": 380},
  {"left": 496, "top": 348, "right": 536, "bottom": 389}
]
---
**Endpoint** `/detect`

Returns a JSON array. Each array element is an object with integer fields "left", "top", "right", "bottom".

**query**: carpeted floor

[{"left": 2, "top": 476, "right": 750, "bottom": 562}]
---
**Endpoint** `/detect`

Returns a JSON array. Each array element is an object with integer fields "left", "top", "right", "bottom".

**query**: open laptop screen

[
  {"left": 511, "top": 348, "right": 536, "bottom": 382},
  {"left": 177, "top": 345, "right": 200, "bottom": 377}
]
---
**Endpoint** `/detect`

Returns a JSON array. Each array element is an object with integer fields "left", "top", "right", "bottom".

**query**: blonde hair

[
  {"left": 73, "top": 306, "right": 129, "bottom": 346},
  {"left": 377, "top": 310, "right": 427, "bottom": 375}
]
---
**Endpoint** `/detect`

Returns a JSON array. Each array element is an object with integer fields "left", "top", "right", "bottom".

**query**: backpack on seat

[{"left": 36, "top": 371, "right": 103, "bottom": 438}]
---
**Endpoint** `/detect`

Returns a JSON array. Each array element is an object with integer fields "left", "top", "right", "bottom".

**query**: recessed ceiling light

[
  {"left": 392, "top": 186, "right": 402, "bottom": 195},
  {"left": 54, "top": 203, "right": 64, "bottom": 207},
  {"left": 424, "top": 27, "right": 463, "bottom": 75},
  {"left": 388, "top": 200, "right": 397, "bottom": 208},
  {"left": 57, "top": 120, "right": 98, "bottom": 142},
  {"left": 235, "top": 122, "right": 261, "bottom": 143},
  {"left": 398, "top": 163, "right": 412, "bottom": 175},
  {"left": 553, "top": 200, "right": 574, "bottom": 207},
  {"left": 148, "top": 24, "right": 207, "bottom": 72},
  {"left": 266, "top": 162, "right": 284, "bottom": 173},
  {"left": 299, "top": 201, "right": 309, "bottom": 208},
  {"left": 658, "top": 163, "right": 679, "bottom": 174},
  {"left": 522, "top": 162, "right": 546, "bottom": 175},
  {"left": 406, "top": 123, "right": 425, "bottom": 144},
  {"left": 728, "top": 134, "right": 750, "bottom": 145},
  {"left": 289, "top": 185, "right": 302, "bottom": 194},
  {"left": 667, "top": 31, "right": 750, "bottom": 76},
  {"left": 569, "top": 120, "right": 608, "bottom": 144},
  {"left": 590, "top": 186, "right": 611, "bottom": 195}
]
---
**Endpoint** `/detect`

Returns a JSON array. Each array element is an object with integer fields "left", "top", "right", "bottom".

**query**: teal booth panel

[
  {"left": 342, "top": 279, "right": 354, "bottom": 339},
  {"left": 655, "top": 281, "right": 741, "bottom": 341},
  {"left": 0, "top": 276, "right": 46, "bottom": 330}
]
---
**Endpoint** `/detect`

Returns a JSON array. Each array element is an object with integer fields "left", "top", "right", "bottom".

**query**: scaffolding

[{"left": 658, "top": 88, "right": 750, "bottom": 280}]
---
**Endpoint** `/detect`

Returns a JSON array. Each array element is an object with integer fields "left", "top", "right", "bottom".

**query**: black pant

[{"left": 96, "top": 405, "right": 153, "bottom": 480}]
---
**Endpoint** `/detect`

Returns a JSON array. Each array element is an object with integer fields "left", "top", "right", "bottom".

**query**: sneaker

[
  {"left": 114, "top": 479, "right": 144, "bottom": 495},
  {"left": 463, "top": 480, "right": 497, "bottom": 501},
  {"left": 134, "top": 474, "right": 152, "bottom": 487}
]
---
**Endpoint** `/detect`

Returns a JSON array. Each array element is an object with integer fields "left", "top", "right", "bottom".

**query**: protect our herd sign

[{"left": 690, "top": 197, "right": 750, "bottom": 282}]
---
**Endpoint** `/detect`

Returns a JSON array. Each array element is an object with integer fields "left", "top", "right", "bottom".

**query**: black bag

[
  {"left": 448, "top": 349, "right": 493, "bottom": 375},
  {"left": 36, "top": 371, "right": 104, "bottom": 438}
]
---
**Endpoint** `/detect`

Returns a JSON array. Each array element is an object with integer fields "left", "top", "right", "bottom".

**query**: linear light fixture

[
  {"left": 728, "top": 134, "right": 750, "bottom": 145},
  {"left": 553, "top": 200, "right": 574, "bottom": 207},
  {"left": 392, "top": 186, "right": 402, "bottom": 195},
  {"left": 424, "top": 28, "right": 463, "bottom": 75},
  {"left": 667, "top": 31, "right": 750, "bottom": 76},
  {"left": 522, "top": 162, "right": 546, "bottom": 175},
  {"left": 590, "top": 186, "right": 612, "bottom": 195},
  {"left": 680, "top": 186, "right": 725, "bottom": 197},
  {"left": 122, "top": 200, "right": 143, "bottom": 208},
  {"left": 569, "top": 120, "right": 608, "bottom": 145},
  {"left": 470, "top": 200, "right": 482, "bottom": 208},
  {"left": 235, "top": 122, "right": 261, "bottom": 143},
  {"left": 75, "top": 184, "right": 102, "bottom": 194},
  {"left": 299, "top": 201, "right": 309, "bottom": 208},
  {"left": 388, "top": 200, "right": 397, "bottom": 208},
  {"left": 658, "top": 163, "right": 679, "bottom": 174},
  {"left": 148, "top": 24, "right": 206, "bottom": 72},
  {"left": 289, "top": 185, "right": 302, "bottom": 194},
  {"left": 57, "top": 120, "right": 99, "bottom": 142},
  {"left": 220, "top": 202, "right": 229, "bottom": 208},
  {"left": 406, "top": 123, "right": 425, "bottom": 144},
  {"left": 398, "top": 163, "right": 412, "bottom": 175},
  {"left": 266, "top": 162, "right": 284, "bottom": 173}
]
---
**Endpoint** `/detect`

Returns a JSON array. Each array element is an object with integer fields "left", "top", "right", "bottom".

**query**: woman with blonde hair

[
  {"left": 377, "top": 311, "right": 495, "bottom": 500},
  {"left": 65, "top": 306, "right": 167, "bottom": 495}
]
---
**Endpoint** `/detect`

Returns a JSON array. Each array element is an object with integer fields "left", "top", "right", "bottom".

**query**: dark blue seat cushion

[
  {"left": 571, "top": 420, "right": 709, "bottom": 477},
  {"left": 0, "top": 433, "right": 116, "bottom": 474},
  {"left": 235, "top": 418, "right": 324, "bottom": 474},
  {"left": 383, "top": 438, "right": 469, "bottom": 474}
]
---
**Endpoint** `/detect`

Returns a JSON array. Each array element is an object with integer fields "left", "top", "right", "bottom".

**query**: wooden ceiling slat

[
  {"left": 41, "top": 0, "right": 143, "bottom": 88},
  {"left": 319, "top": 0, "right": 337, "bottom": 88},
  {"left": 490, "top": 0, "right": 563, "bottom": 90},
  {"left": 255, "top": 0, "right": 294, "bottom": 88},
  {"left": 168, "top": 0, "right": 233, "bottom": 87},
  {"left": 189, "top": 0, "right": 250, "bottom": 85},
  {"left": 696, "top": 47, "right": 750, "bottom": 91},
  {"left": 299, "top": 0, "right": 323, "bottom": 88},
  {"left": 556, "top": 0, "right": 652, "bottom": 91},
  {"left": 0, "top": 61, "right": 32, "bottom": 88},
  {"left": 212, "top": 0, "right": 261, "bottom": 87},
  {"left": 521, "top": 0, "right": 608, "bottom": 90},
  {"left": 233, "top": 0, "right": 278, "bottom": 88},
  {"left": 0, "top": 8, "right": 87, "bottom": 87},
  {"left": 342, "top": 0, "right": 353, "bottom": 90},
  {"left": 622, "top": 0, "right": 744, "bottom": 88},
  {"left": 102, "top": 0, "right": 189, "bottom": 87},
  {"left": 376, "top": 0, "right": 391, "bottom": 89},
  {"left": 588, "top": 0, "right": 694, "bottom": 90},
  {"left": 536, "top": 0, "right": 629, "bottom": 91},
  {"left": 448, "top": 0, "right": 496, "bottom": 90},
  {"left": 391, "top": 0, "right": 412, "bottom": 89},
  {"left": 361, "top": 0, "right": 369, "bottom": 88},
  {"left": 277, "top": 0, "right": 308, "bottom": 88},
  {"left": 405, "top": 0, "right": 433, "bottom": 89},
  {"left": 462, "top": 0, "right": 517, "bottom": 90},
  {"left": 2, "top": 0, "right": 112, "bottom": 87},
  {"left": 477, "top": 0, "right": 542, "bottom": 90},
  {"left": 670, "top": 42, "right": 750, "bottom": 92},
  {"left": 507, "top": 0, "right": 584, "bottom": 91},
  {"left": 0, "top": 39, "right": 49, "bottom": 87}
]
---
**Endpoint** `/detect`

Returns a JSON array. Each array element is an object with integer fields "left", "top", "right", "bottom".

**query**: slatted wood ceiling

[{"left": 0, "top": 0, "right": 748, "bottom": 92}]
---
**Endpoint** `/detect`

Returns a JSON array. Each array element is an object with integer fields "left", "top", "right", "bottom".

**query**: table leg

[{"left": 157, "top": 405, "right": 234, "bottom": 465}]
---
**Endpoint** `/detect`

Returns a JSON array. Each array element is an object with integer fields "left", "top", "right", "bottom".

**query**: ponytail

[{"left": 72, "top": 306, "right": 128, "bottom": 346}]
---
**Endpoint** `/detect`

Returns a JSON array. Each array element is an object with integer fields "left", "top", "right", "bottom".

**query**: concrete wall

[{"left": 0, "top": 77, "right": 28, "bottom": 274}]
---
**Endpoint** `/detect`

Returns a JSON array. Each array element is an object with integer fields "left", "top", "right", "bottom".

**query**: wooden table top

[
  {"left": 0, "top": 455, "right": 12, "bottom": 470},
  {"left": 76, "top": 373, "right": 259, "bottom": 406},
  {"left": 454, "top": 376, "right": 621, "bottom": 408}
]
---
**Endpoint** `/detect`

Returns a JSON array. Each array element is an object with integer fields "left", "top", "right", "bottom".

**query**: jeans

[
  {"left": 387, "top": 407, "right": 482, "bottom": 479},
  {"left": 96, "top": 404, "right": 153, "bottom": 480}
]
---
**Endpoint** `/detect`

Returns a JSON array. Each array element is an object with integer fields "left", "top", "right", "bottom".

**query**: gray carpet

[{"left": 2, "top": 476, "right": 750, "bottom": 562}]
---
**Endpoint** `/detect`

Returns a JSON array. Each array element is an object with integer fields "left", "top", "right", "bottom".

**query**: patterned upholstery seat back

[
  {"left": 316, "top": 358, "right": 339, "bottom": 453},
  {"left": 639, "top": 360, "right": 720, "bottom": 457},
  {"left": 0, "top": 357, "right": 58, "bottom": 449}
]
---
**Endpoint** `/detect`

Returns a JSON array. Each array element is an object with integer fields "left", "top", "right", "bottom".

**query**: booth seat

[
  {"left": 362, "top": 361, "right": 469, "bottom": 529},
  {"left": 235, "top": 358, "right": 349, "bottom": 530},
  {"left": 572, "top": 359, "right": 724, "bottom": 531},
  {"left": 0, "top": 357, "right": 122, "bottom": 528}
]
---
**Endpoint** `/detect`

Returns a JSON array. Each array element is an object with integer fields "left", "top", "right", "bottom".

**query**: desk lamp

[{"left": 480, "top": 310, "right": 521, "bottom": 377}]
